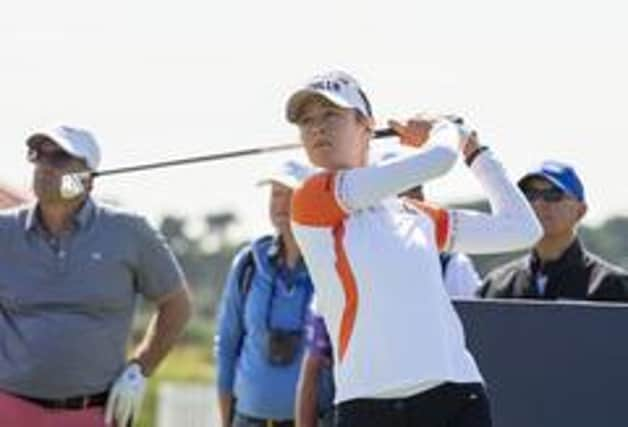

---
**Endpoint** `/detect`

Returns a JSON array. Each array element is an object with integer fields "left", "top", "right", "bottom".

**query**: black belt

[
  {"left": 235, "top": 413, "right": 294, "bottom": 427},
  {"left": 14, "top": 390, "right": 109, "bottom": 410}
]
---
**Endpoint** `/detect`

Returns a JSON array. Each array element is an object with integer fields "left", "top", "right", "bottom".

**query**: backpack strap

[
  {"left": 238, "top": 249, "right": 256, "bottom": 297},
  {"left": 235, "top": 235, "right": 275, "bottom": 299},
  {"left": 231, "top": 245, "right": 256, "bottom": 360}
]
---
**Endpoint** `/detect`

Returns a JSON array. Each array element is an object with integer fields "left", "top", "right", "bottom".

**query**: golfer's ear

[
  {"left": 359, "top": 114, "right": 375, "bottom": 135},
  {"left": 576, "top": 202, "right": 587, "bottom": 221}
]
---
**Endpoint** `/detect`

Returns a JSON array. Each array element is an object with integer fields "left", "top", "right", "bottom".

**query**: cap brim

[
  {"left": 286, "top": 89, "right": 354, "bottom": 123},
  {"left": 26, "top": 131, "right": 83, "bottom": 161},
  {"left": 518, "top": 172, "right": 572, "bottom": 196}
]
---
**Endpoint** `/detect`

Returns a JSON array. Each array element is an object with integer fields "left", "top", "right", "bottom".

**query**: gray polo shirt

[{"left": 0, "top": 198, "right": 185, "bottom": 399}]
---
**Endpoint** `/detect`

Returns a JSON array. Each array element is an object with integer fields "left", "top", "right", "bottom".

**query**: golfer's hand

[
  {"left": 461, "top": 129, "right": 479, "bottom": 156},
  {"left": 388, "top": 115, "right": 435, "bottom": 148},
  {"left": 105, "top": 362, "right": 147, "bottom": 426}
]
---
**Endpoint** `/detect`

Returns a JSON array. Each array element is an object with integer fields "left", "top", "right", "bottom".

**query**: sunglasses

[
  {"left": 522, "top": 187, "right": 567, "bottom": 203},
  {"left": 27, "top": 146, "right": 76, "bottom": 168}
]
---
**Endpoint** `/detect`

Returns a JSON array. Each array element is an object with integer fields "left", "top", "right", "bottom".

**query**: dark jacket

[{"left": 479, "top": 239, "right": 628, "bottom": 302}]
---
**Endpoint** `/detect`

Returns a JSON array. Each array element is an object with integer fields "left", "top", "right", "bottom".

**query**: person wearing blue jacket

[{"left": 215, "top": 160, "right": 334, "bottom": 427}]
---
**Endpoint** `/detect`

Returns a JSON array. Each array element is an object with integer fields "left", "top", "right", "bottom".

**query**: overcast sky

[{"left": 1, "top": 0, "right": 626, "bottom": 238}]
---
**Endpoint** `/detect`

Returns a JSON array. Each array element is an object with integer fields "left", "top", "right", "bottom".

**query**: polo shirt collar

[
  {"left": 25, "top": 197, "right": 96, "bottom": 232},
  {"left": 74, "top": 198, "right": 95, "bottom": 229},
  {"left": 24, "top": 203, "right": 39, "bottom": 231},
  {"left": 529, "top": 237, "right": 584, "bottom": 275}
]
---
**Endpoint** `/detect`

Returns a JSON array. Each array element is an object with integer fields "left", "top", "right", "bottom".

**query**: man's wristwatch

[{"left": 127, "top": 358, "right": 149, "bottom": 377}]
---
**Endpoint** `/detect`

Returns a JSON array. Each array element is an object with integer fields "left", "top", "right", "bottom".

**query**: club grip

[
  {"left": 373, "top": 128, "right": 398, "bottom": 139},
  {"left": 373, "top": 117, "right": 464, "bottom": 140}
]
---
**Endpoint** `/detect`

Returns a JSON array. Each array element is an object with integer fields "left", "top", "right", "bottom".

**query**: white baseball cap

[
  {"left": 26, "top": 125, "right": 101, "bottom": 171},
  {"left": 286, "top": 70, "right": 373, "bottom": 123},
  {"left": 257, "top": 160, "right": 318, "bottom": 189}
]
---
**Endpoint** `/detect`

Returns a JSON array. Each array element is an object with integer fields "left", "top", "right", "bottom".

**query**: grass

[{"left": 136, "top": 345, "right": 214, "bottom": 427}]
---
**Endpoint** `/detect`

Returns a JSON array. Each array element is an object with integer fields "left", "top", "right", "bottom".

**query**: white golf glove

[{"left": 105, "top": 362, "right": 147, "bottom": 427}]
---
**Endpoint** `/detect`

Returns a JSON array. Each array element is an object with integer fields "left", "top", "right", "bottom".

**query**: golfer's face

[
  {"left": 297, "top": 98, "right": 367, "bottom": 170},
  {"left": 28, "top": 139, "right": 87, "bottom": 202}
]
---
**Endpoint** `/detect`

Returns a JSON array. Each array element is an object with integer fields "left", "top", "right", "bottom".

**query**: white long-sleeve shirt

[{"left": 291, "top": 122, "right": 542, "bottom": 403}]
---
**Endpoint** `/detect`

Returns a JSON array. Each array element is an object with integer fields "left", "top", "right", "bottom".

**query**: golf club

[
  {"left": 57, "top": 128, "right": 396, "bottom": 199},
  {"left": 89, "top": 127, "right": 398, "bottom": 179},
  {"left": 85, "top": 116, "right": 462, "bottom": 179},
  {"left": 59, "top": 116, "right": 464, "bottom": 199}
]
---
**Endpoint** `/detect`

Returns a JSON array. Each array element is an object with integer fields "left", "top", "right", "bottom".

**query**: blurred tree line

[{"left": 148, "top": 202, "right": 628, "bottom": 348}]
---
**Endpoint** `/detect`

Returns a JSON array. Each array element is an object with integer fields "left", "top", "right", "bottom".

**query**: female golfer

[{"left": 286, "top": 71, "right": 542, "bottom": 427}]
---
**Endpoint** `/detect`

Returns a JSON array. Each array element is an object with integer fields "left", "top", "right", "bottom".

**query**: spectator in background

[
  {"left": 296, "top": 306, "right": 335, "bottom": 427},
  {"left": 295, "top": 182, "right": 482, "bottom": 427},
  {"left": 0, "top": 125, "right": 192, "bottom": 427},
  {"left": 480, "top": 160, "right": 628, "bottom": 301},
  {"left": 214, "top": 160, "right": 334, "bottom": 427},
  {"left": 400, "top": 183, "right": 481, "bottom": 298}
]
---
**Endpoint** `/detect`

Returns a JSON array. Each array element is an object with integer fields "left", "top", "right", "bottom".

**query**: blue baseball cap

[{"left": 518, "top": 160, "right": 585, "bottom": 202}]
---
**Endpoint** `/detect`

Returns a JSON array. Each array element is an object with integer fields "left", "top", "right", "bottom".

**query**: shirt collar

[
  {"left": 24, "top": 203, "right": 39, "bottom": 231},
  {"left": 266, "top": 235, "right": 282, "bottom": 260},
  {"left": 267, "top": 235, "right": 306, "bottom": 274},
  {"left": 74, "top": 198, "right": 96, "bottom": 229},
  {"left": 24, "top": 197, "right": 96, "bottom": 233},
  {"left": 530, "top": 237, "right": 584, "bottom": 274}
]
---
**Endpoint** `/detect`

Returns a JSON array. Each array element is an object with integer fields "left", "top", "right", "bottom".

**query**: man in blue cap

[{"left": 479, "top": 160, "right": 628, "bottom": 301}]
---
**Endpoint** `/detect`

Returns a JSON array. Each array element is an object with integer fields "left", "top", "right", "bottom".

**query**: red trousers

[{"left": 0, "top": 390, "right": 112, "bottom": 427}]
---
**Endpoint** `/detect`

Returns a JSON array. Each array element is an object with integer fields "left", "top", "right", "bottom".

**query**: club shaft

[
  {"left": 92, "top": 127, "right": 398, "bottom": 177},
  {"left": 93, "top": 144, "right": 301, "bottom": 177}
]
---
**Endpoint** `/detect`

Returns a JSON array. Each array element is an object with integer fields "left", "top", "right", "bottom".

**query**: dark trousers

[
  {"left": 319, "top": 408, "right": 334, "bottom": 427},
  {"left": 335, "top": 382, "right": 492, "bottom": 427}
]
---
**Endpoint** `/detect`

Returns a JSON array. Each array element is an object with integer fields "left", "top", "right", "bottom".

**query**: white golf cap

[
  {"left": 257, "top": 160, "right": 317, "bottom": 189},
  {"left": 286, "top": 70, "right": 373, "bottom": 123},
  {"left": 26, "top": 125, "right": 101, "bottom": 171}
]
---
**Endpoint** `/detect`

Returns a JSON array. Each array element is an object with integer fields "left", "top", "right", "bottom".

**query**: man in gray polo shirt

[{"left": 0, "top": 125, "right": 192, "bottom": 427}]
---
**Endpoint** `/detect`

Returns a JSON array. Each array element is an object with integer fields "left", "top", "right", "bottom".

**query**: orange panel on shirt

[
  {"left": 405, "top": 200, "right": 451, "bottom": 251},
  {"left": 291, "top": 172, "right": 347, "bottom": 227},
  {"left": 333, "top": 222, "right": 358, "bottom": 363}
]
